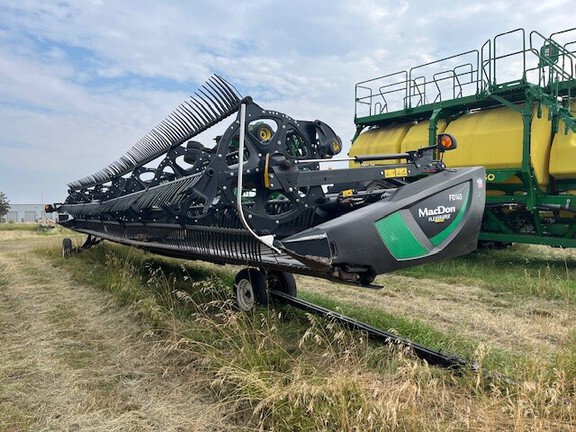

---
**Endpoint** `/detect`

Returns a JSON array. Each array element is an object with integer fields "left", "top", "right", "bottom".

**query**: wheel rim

[{"left": 236, "top": 279, "right": 255, "bottom": 311}]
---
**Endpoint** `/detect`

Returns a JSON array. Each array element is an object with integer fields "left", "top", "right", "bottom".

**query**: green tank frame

[{"left": 353, "top": 28, "right": 576, "bottom": 248}]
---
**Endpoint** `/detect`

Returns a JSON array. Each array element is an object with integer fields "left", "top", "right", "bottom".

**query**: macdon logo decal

[{"left": 418, "top": 205, "right": 457, "bottom": 223}]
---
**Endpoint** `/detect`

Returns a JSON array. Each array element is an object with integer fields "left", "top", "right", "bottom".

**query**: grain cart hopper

[
  {"left": 352, "top": 28, "right": 576, "bottom": 248},
  {"left": 47, "top": 76, "right": 485, "bottom": 309}
]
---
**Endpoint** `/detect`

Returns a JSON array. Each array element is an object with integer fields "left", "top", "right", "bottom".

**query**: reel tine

[
  {"left": 198, "top": 86, "right": 226, "bottom": 113},
  {"left": 67, "top": 74, "right": 244, "bottom": 189},
  {"left": 181, "top": 102, "right": 206, "bottom": 129},
  {"left": 123, "top": 153, "right": 137, "bottom": 166},
  {"left": 134, "top": 139, "right": 153, "bottom": 160},
  {"left": 188, "top": 97, "right": 215, "bottom": 123},
  {"left": 156, "top": 121, "right": 178, "bottom": 142},
  {"left": 158, "top": 118, "right": 181, "bottom": 142},
  {"left": 194, "top": 90, "right": 221, "bottom": 118},
  {"left": 170, "top": 111, "right": 191, "bottom": 137},
  {"left": 167, "top": 112, "right": 189, "bottom": 137},
  {"left": 174, "top": 106, "right": 197, "bottom": 130},
  {"left": 203, "top": 80, "right": 228, "bottom": 111},
  {"left": 212, "top": 75, "right": 241, "bottom": 103},
  {"left": 210, "top": 81, "right": 237, "bottom": 111},
  {"left": 184, "top": 100, "right": 211, "bottom": 124},
  {"left": 170, "top": 110, "right": 193, "bottom": 138},
  {"left": 146, "top": 131, "right": 166, "bottom": 149},
  {"left": 212, "top": 75, "right": 240, "bottom": 102},
  {"left": 129, "top": 145, "right": 144, "bottom": 161},
  {"left": 179, "top": 104, "right": 203, "bottom": 129},
  {"left": 148, "top": 130, "right": 170, "bottom": 152},
  {"left": 162, "top": 118, "right": 183, "bottom": 142}
]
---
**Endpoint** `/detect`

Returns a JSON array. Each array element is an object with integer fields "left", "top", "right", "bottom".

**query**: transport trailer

[
  {"left": 351, "top": 28, "right": 576, "bottom": 248},
  {"left": 47, "top": 76, "right": 485, "bottom": 310}
]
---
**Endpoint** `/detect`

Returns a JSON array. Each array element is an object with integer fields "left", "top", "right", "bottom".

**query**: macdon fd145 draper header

[{"left": 47, "top": 75, "right": 485, "bottom": 310}]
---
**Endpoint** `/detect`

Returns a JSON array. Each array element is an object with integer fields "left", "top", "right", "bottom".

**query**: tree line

[{"left": 0, "top": 192, "right": 10, "bottom": 222}]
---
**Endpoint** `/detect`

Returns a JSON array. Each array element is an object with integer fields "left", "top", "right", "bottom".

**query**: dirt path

[{"left": 0, "top": 232, "right": 227, "bottom": 432}]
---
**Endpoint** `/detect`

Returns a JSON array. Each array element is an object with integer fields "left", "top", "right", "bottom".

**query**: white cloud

[{"left": 0, "top": 0, "right": 574, "bottom": 202}]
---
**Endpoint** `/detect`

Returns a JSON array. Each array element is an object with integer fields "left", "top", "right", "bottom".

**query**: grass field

[
  {"left": 0, "top": 222, "right": 42, "bottom": 232},
  {"left": 1, "top": 226, "right": 575, "bottom": 431}
]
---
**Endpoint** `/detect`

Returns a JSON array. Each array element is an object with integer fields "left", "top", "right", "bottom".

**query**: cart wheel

[
  {"left": 234, "top": 268, "right": 269, "bottom": 311},
  {"left": 62, "top": 238, "right": 73, "bottom": 258},
  {"left": 267, "top": 270, "right": 297, "bottom": 297}
]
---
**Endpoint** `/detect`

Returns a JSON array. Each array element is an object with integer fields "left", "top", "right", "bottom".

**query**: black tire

[
  {"left": 234, "top": 268, "right": 269, "bottom": 311},
  {"left": 62, "top": 238, "right": 73, "bottom": 258},
  {"left": 359, "top": 271, "right": 376, "bottom": 286},
  {"left": 493, "top": 241, "right": 513, "bottom": 250},
  {"left": 477, "top": 240, "right": 513, "bottom": 250},
  {"left": 267, "top": 270, "right": 297, "bottom": 297}
]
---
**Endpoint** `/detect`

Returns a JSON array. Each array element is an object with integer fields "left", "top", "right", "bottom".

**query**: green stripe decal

[
  {"left": 430, "top": 185, "right": 470, "bottom": 247},
  {"left": 375, "top": 212, "right": 428, "bottom": 260}
]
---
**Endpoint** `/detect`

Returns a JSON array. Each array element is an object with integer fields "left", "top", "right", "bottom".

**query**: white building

[{"left": 3, "top": 204, "right": 57, "bottom": 223}]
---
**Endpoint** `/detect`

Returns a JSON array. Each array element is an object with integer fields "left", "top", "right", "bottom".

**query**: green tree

[{"left": 0, "top": 192, "right": 10, "bottom": 222}]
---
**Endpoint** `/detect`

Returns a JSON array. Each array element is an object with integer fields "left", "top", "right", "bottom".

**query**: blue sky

[{"left": 0, "top": 0, "right": 573, "bottom": 203}]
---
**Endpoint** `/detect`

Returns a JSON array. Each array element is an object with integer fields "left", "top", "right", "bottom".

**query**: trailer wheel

[
  {"left": 267, "top": 270, "right": 297, "bottom": 297},
  {"left": 62, "top": 238, "right": 73, "bottom": 258},
  {"left": 234, "top": 269, "right": 269, "bottom": 311}
]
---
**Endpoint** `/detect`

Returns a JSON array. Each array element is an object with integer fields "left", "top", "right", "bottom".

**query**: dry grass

[
  {"left": 1, "top": 229, "right": 575, "bottom": 431},
  {"left": 296, "top": 273, "right": 576, "bottom": 355},
  {"left": 59, "top": 242, "right": 575, "bottom": 431},
  {"left": 171, "top": 291, "right": 576, "bottom": 431},
  {"left": 0, "top": 231, "right": 231, "bottom": 431}
]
